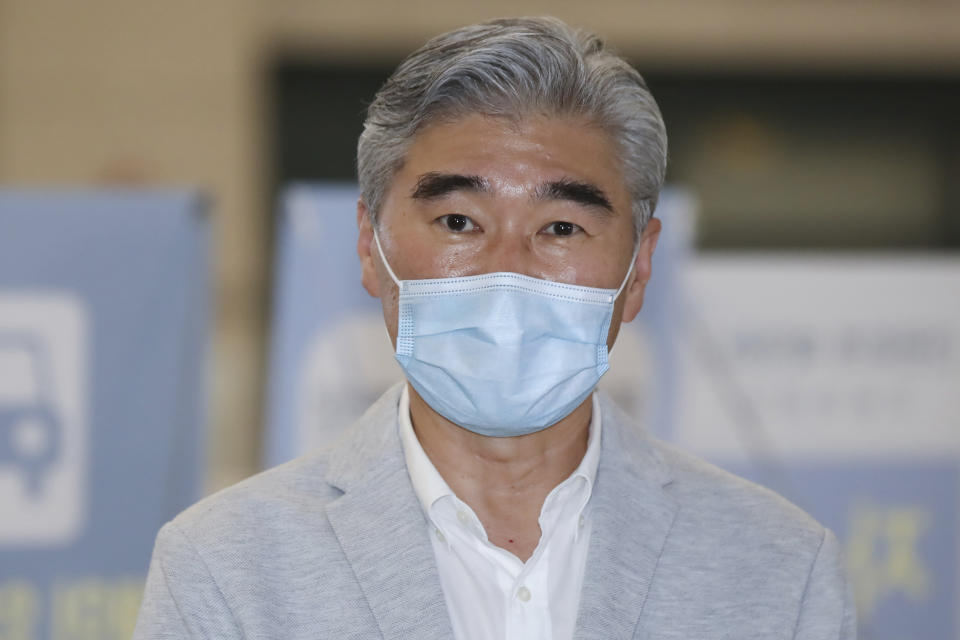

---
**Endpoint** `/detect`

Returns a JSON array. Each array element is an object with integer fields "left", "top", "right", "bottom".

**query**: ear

[
  {"left": 620, "top": 217, "right": 661, "bottom": 323},
  {"left": 357, "top": 199, "right": 381, "bottom": 298}
]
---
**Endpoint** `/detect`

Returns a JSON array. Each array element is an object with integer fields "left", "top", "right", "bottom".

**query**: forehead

[{"left": 390, "top": 113, "right": 630, "bottom": 203}]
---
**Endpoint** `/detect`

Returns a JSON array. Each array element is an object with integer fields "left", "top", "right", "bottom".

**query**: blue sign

[
  {"left": 263, "top": 183, "right": 384, "bottom": 466},
  {"left": 0, "top": 190, "right": 210, "bottom": 640}
]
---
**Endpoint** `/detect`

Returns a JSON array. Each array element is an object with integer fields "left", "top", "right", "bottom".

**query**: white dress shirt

[{"left": 397, "top": 385, "right": 602, "bottom": 640}]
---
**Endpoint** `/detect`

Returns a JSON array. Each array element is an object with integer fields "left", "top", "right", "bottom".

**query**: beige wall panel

[
  {"left": 0, "top": 0, "right": 268, "bottom": 491},
  {"left": 264, "top": 0, "right": 960, "bottom": 70}
]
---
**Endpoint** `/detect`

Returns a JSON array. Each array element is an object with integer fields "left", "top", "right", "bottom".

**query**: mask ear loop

[
  {"left": 612, "top": 244, "right": 641, "bottom": 302},
  {"left": 372, "top": 228, "right": 403, "bottom": 290}
]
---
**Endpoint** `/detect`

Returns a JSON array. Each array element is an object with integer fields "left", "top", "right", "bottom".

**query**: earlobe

[
  {"left": 621, "top": 217, "right": 661, "bottom": 323},
  {"left": 356, "top": 200, "right": 381, "bottom": 298}
]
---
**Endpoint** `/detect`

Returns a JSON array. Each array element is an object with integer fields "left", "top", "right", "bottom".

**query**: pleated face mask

[{"left": 375, "top": 231, "right": 635, "bottom": 437}]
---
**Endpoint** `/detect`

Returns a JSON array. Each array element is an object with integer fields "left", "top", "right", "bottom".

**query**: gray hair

[{"left": 357, "top": 16, "right": 667, "bottom": 235}]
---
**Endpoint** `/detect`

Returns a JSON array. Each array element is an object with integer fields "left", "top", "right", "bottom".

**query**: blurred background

[{"left": 0, "top": 1, "right": 958, "bottom": 638}]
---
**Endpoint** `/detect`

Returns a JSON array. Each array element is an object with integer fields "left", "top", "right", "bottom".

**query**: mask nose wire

[{"left": 372, "top": 228, "right": 403, "bottom": 290}]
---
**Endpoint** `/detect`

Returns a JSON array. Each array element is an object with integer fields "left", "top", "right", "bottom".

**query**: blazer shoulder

[
  {"left": 626, "top": 438, "right": 853, "bottom": 636},
  {"left": 139, "top": 434, "right": 400, "bottom": 639},
  {"left": 654, "top": 439, "right": 826, "bottom": 550},
  {"left": 168, "top": 447, "right": 341, "bottom": 550},
  {"left": 158, "top": 385, "right": 405, "bottom": 571}
]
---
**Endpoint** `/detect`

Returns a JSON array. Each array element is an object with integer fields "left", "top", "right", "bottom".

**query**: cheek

[
  {"left": 550, "top": 264, "right": 579, "bottom": 285},
  {"left": 435, "top": 254, "right": 469, "bottom": 278},
  {"left": 380, "top": 226, "right": 475, "bottom": 279},
  {"left": 429, "top": 244, "right": 486, "bottom": 278},
  {"left": 552, "top": 255, "right": 630, "bottom": 289}
]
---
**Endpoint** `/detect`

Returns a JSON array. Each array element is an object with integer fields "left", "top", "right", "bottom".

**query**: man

[{"left": 134, "top": 17, "right": 855, "bottom": 639}]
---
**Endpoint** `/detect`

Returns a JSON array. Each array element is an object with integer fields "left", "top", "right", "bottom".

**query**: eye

[
  {"left": 437, "top": 214, "right": 477, "bottom": 232},
  {"left": 542, "top": 221, "right": 582, "bottom": 237}
]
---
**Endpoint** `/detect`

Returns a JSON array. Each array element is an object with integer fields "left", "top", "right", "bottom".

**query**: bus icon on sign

[
  {"left": 0, "top": 335, "right": 63, "bottom": 495},
  {"left": 0, "top": 293, "right": 87, "bottom": 547}
]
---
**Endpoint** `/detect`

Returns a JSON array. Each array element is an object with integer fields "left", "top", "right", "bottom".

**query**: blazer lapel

[
  {"left": 324, "top": 384, "right": 454, "bottom": 640},
  {"left": 575, "top": 393, "right": 679, "bottom": 640}
]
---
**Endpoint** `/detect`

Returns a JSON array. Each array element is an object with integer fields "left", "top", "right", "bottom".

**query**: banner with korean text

[{"left": 676, "top": 256, "right": 960, "bottom": 638}]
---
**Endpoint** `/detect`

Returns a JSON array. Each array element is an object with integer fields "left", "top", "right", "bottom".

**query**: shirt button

[
  {"left": 517, "top": 586, "right": 531, "bottom": 602},
  {"left": 435, "top": 528, "right": 445, "bottom": 543},
  {"left": 456, "top": 510, "right": 469, "bottom": 525},
  {"left": 579, "top": 515, "right": 585, "bottom": 528}
]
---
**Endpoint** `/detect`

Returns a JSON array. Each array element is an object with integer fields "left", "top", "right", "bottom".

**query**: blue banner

[{"left": 0, "top": 190, "right": 209, "bottom": 640}]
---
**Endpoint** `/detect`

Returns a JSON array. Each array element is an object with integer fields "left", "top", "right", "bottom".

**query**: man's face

[{"left": 357, "top": 113, "right": 660, "bottom": 351}]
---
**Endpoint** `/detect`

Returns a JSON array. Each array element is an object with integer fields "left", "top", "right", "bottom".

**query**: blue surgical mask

[{"left": 375, "top": 231, "right": 636, "bottom": 437}]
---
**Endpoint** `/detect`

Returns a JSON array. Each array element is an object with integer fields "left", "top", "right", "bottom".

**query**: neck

[{"left": 408, "top": 383, "right": 592, "bottom": 560}]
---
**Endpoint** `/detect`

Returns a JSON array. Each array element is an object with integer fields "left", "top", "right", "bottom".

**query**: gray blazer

[{"left": 134, "top": 384, "right": 855, "bottom": 639}]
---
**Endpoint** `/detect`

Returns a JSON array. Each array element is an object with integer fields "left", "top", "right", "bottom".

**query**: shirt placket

[
  {"left": 505, "top": 553, "right": 553, "bottom": 640},
  {"left": 503, "top": 485, "right": 574, "bottom": 640}
]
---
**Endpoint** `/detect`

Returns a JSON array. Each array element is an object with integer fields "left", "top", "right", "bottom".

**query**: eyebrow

[
  {"left": 535, "top": 179, "right": 614, "bottom": 214},
  {"left": 410, "top": 172, "right": 616, "bottom": 216},
  {"left": 411, "top": 172, "right": 490, "bottom": 199}
]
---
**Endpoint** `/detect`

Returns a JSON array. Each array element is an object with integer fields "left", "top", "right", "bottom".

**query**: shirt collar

[
  {"left": 397, "top": 384, "right": 603, "bottom": 520},
  {"left": 398, "top": 384, "right": 455, "bottom": 517}
]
